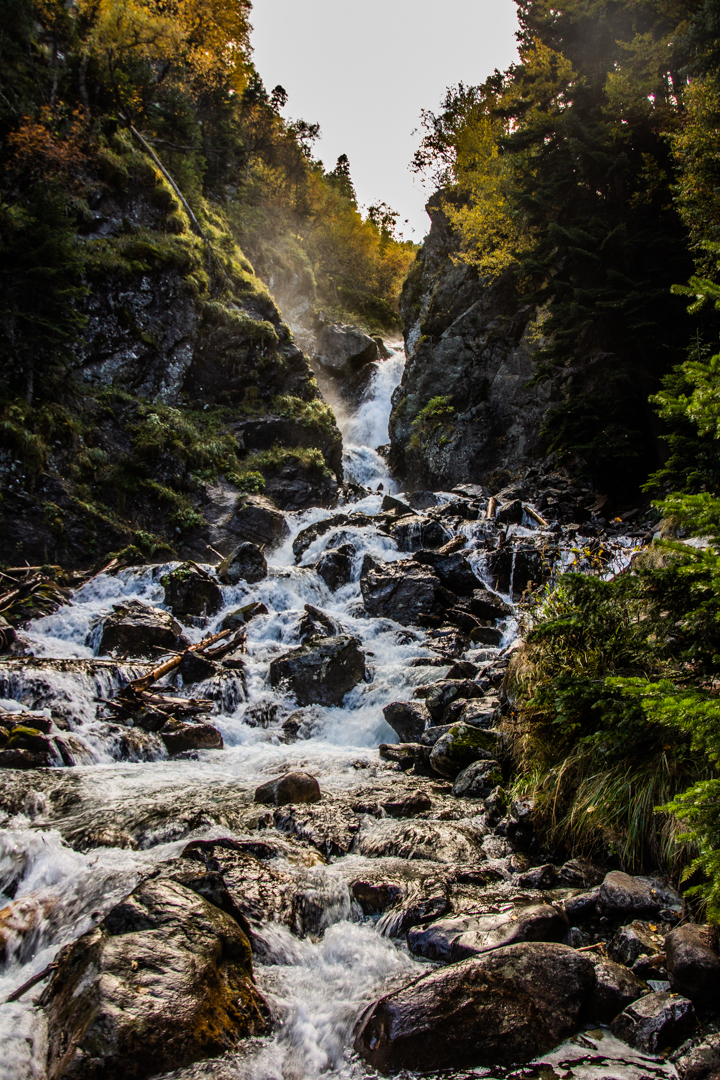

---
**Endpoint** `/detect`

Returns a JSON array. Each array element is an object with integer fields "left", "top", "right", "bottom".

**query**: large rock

[
  {"left": 393, "top": 515, "right": 451, "bottom": 552},
  {"left": 408, "top": 904, "right": 569, "bottom": 963},
  {"left": 298, "top": 603, "right": 342, "bottom": 642},
  {"left": 160, "top": 719, "right": 223, "bottom": 755},
  {"left": 218, "top": 543, "right": 267, "bottom": 585},
  {"left": 315, "top": 323, "right": 379, "bottom": 373},
  {"left": 452, "top": 758, "right": 503, "bottom": 798},
  {"left": 268, "top": 635, "right": 366, "bottom": 706},
  {"left": 429, "top": 722, "right": 503, "bottom": 778},
  {"left": 162, "top": 563, "right": 223, "bottom": 619},
  {"left": 226, "top": 494, "right": 290, "bottom": 551},
  {"left": 97, "top": 600, "right": 189, "bottom": 658},
  {"left": 315, "top": 545, "right": 354, "bottom": 591},
  {"left": 665, "top": 924, "right": 720, "bottom": 1008},
  {"left": 383, "top": 701, "right": 431, "bottom": 742},
  {"left": 589, "top": 959, "right": 650, "bottom": 1024},
  {"left": 360, "top": 561, "right": 447, "bottom": 625},
  {"left": 421, "top": 678, "right": 483, "bottom": 721},
  {"left": 40, "top": 878, "right": 270, "bottom": 1080},
  {"left": 413, "top": 550, "right": 479, "bottom": 594},
  {"left": 354, "top": 942, "right": 595, "bottom": 1073},
  {"left": 596, "top": 871, "right": 681, "bottom": 919},
  {"left": 672, "top": 1034, "right": 720, "bottom": 1080},
  {"left": 466, "top": 585, "right": 513, "bottom": 620},
  {"left": 611, "top": 990, "right": 696, "bottom": 1054},
  {"left": 254, "top": 771, "right": 321, "bottom": 806}
]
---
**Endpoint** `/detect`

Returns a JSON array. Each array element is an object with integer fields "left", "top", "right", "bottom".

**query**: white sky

[{"left": 249, "top": 0, "right": 519, "bottom": 240}]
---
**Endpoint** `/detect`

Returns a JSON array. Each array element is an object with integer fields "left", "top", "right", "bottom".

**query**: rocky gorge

[{"left": 1, "top": 336, "right": 719, "bottom": 1080}]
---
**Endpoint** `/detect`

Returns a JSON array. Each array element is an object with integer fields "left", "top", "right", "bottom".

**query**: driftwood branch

[
  {"left": 485, "top": 497, "right": 498, "bottom": 520},
  {"left": 523, "top": 504, "right": 550, "bottom": 528},
  {"left": 128, "top": 628, "right": 232, "bottom": 692},
  {"left": 6, "top": 961, "right": 58, "bottom": 1003}
]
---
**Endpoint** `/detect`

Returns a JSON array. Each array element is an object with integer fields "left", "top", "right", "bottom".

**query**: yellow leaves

[{"left": 81, "top": 0, "right": 183, "bottom": 69}]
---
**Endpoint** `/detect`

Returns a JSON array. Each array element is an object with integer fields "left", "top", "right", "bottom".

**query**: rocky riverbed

[{"left": 1, "top": 355, "right": 719, "bottom": 1080}]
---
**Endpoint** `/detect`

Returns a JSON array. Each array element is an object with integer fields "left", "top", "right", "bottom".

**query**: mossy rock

[{"left": 429, "top": 722, "right": 504, "bottom": 779}]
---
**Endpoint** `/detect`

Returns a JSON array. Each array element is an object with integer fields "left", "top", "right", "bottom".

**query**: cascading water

[{"left": 0, "top": 346, "right": 675, "bottom": 1080}]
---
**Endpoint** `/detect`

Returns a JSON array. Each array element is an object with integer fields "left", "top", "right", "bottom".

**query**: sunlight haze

[{"left": 250, "top": 0, "right": 520, "bottom": 239}]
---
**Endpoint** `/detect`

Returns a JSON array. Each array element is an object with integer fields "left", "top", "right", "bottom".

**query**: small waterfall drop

[{"left": 339, "top": 347, "right": 404, "bottom": 492}]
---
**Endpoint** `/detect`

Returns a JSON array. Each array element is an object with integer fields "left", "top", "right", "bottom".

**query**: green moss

[
  {"left": 408, "top": 394, "right": 455, "bottom": 449},
  {"left": 202, "top": 300, "right": 278, "bottom": 345},
  {"left": 272, "top": 395, "right": 337, "bottom": 436}
]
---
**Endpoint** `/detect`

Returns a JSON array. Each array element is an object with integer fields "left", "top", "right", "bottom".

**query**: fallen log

[
  {"left": 523, "top": 504, "right": 550, "bottom": 528},
  {"left": 485, "top": 497, "right": 498, "bottom": 520},
  {"left": 128, "top": 628, "right": 232, "bottom": 692}
]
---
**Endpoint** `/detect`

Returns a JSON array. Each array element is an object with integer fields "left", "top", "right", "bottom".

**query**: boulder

[
  {"left": 97, "top": 600, "right": 189, "bottom": 658},
  {"left": 254, "top": 771, "right": 321, "bottom": 806},
  {"left": 611, "top": 990, "right": 696, "bottom": 1054},
  {"left": 672, "top": 1034, "right": 720, "bottom": 1080},
  {"left": 378, "top": 742, "right": 432, "bottom": 772},
  {"left": 381, "top": 790, "right": 432, "bottom": 818},
  {"left": 219, "top": 601, "right": 268, "bottom": 631},
  {"left": 407, "top": 491, "right": 440, "bottom": 510},
  {"left": 162, "top": 563, "right": 223, "bottom": 619},
  {"left": 217, "top": 543, "right": 267, "bottom": 585},
  {"left": 354, "top": 942, "right": 596, "bottom": 1073},
  {"left": 383, "top": 700, "right": 430, "bottom": 743},
  {"left": 315, "top": 545, "right": 354, "bottom": 591},
  {"left": 268, "top": 635, "right": 366, "bottom": 706},
  {"left": 0, "top": 615, "right": 16, "bottom": 652},
  {"left": 315, "top": 323, "right": 379, "bottom": 373},
  {"left": 665, "top": 924, "right": 720, "bottom": 1008},
  {"left": 408, "top": 904, "right": 570, "bottom": 963},
  {"left": 447, "top": 697, "right": 499, "bottom": 729},
  {"left": 160, "top": 719, "right": 223, "bottom": 755},
  {"left": 298, "top": 603, "right": 342, "bottom": 643},
  {"left": 381, "top": 494, "right": 414, "bottom": 516},
  {"left": 471, "top": 625, "right": 504, "bottom": 646},
  {"left": 292, "top": 512, "right": 374, "bottom": 561},
  {"left": 393, "top": 515, "right": 451, "bottom": 552},
  {"left": 227, "top": 494, "right": 289, "bottom": 551},
  {"left": 597, "top": 871, "right": 681, "bottom": 919},
  {"left": 360, "top": 561, "right": 447, "bottom": 625},
  {"left": 496, "top": 498, "right": 524, "bottom": 524},
  {"left": 40, "top": 878, "right": 270, "bottom": 1080},
  {"left": 608, "top": 921, "right": 664, "bottom": 967},
  {"left": 429, "top": 723, "right": 503, "bottom": 778},
  {"left": 589, "top": 959, "right": 650, "bottom": 1024},
  {"left": 421, "top": 678, "right": 483, "bottom": 721},
  {"left": 516, "top": 864, "right": 559, "bottom": 890},
  {"left": 467, "top": 586, "right": 513, "bottom": 620},
  {"left": 413, "top": 550, "right": 479, "bottom": 594},
  {"left": 452, "top": 759, "right": 503, "bottom": 798},
  {"left": 177, "top": 652, "right": 217, "bottom": 685}
]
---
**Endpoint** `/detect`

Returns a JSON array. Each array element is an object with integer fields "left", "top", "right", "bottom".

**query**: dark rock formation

[
  {"left": 611, "top": 991, "right": 696, "bottom": 1053},
  {"left": 224, "top": 495, "right": 290, "bottom": 551},
  {"left": 40, "top": 878, "right": 270, "bottom": 1080},
  {"left": 408, "top": 904, "right": 570, "bottom": 963},
  {"left": 160, "top": 719, "right": 223, "bottom": 755},
  {"left": 254, "top": 771, "right": 321, "bottom": 806},
  {"left": 383, "top": 700, "right": 431, "bottom": 742},
  {"left": 360, "top": 560, "right": 447, "bottom": 625},
  {"left": 596, "top": 871, "right": 681, "bottom": 919},
  {"left": 97, "top": 600, "right": 189, "bottom": 658},
  {"left": 389, "top": 194, "right": 553, "bottom": 491},
  {"left": 268, "top": 635, "right": 366, "bottom": 706},
  {"left": 162, "top": 563, "right": 223, "bottom": 618},
  {"left": 589, "top": 959, "right": 650, "bottom": 1024},
  {"left": 218, "top": 543, "right": 268, "bottom": 585},
  {"left": 315, "top": 545, "right": 354, "bottom": 591},
  {"left": 428, "top": 722, "right": 503, "bottom": 778},
  {"left": 452, "top": 758, "right": 503, "bottom": 798},
  {"left": 354, "top": 942, "right": 595, "bottom": 1072},
  {"left": 665, "top": 924, "right": 720, "bottom": 1007}
]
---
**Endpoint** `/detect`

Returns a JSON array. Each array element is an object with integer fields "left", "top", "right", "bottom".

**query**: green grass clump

[{"left": 409, "top": 394, "right": 455, "bottom": 449}]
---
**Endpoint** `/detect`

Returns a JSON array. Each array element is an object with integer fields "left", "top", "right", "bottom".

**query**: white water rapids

[{"left": 0, "top": 348, "right": 675, "bottom": 1080}]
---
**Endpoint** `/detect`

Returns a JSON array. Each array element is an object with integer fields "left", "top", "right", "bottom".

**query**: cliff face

[
  {"left": 389, "top": 197, "right": 554, "bottom": 492},
  {"left": 0, "top": 138, "right": 342, "bottom": 568}
]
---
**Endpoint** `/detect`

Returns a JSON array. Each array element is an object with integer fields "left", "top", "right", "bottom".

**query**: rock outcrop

[{"left": 389, "top": 193, "right": 553, "bottom": 491}]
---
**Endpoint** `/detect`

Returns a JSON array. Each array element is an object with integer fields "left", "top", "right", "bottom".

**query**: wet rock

[
  {"left": 516, "top": 864, "right": 559, "bottom": 890},
  {"left": 445, "top": 659, "right": 480, "bottom": 679},
  {"left": 0, "top": 746, "right": 53, "bottom": 768},
  {"left": 429, "top": 722, "right": 503, "bottom": 778},
  {"left": 393, "top": 515, "right": 451, "bottom": 552},
  {"left": 178, "top": 652, "right": 218, "bottom": 685},
  {"left": 410, "top": 904, "right": 569, "bottom": 963},
  {"left": 589, "top": 959, "right": 650, "bottom": 1024},
  {"left": 633, "top": 952, "right": 668, "bottom": 981},
  {"left": 292, "top": 511, "right": 376, "bottom": 561},
  {"left": 160, "top": 719, "right": 223, "bottom": 755},
  {"left": 407, "top": 491, "right": 439, "bottom": 511},
  {"left": 360, "top": 561, "right": 447, "bottom": 626},
  {"left": 471, "top": 625, "right": 504, "bottom": 646},
  {"left": 97, "top": 599, "right": 189, "bottom": 658},
  {"left": 227, "top": 494, "right": 290, "bottom": 551},
  {"left": 665, "top": 924, "right": 720, "bottom": 1007},
  {"left": 316, "top": 323, "right": 379, "bottom": 373},
  {"left": 452, "top": 759, "right": 503, "bottom": 798},
  {"left": 420, "top": 679, "right": 483, "bottom": 721},
  {"left": 254, "top": 771, "right": 321, "bottom": 806},
  {"left": 298, "top": 603, "right": 342, "bottom": 643},
  {"left": 672, "top": 1034, "right": 720, "bottom": 1080},
  {"left": 381, "top": 790, "right": 432, "bottom": 817},
  {"left": 269, "top": 634, "right": 365, "bottom": 707},
  {"left": 563, "top": 890, "right": 600, "bottom": 924},
  {"left": 0, "top": 616, "right": 16, "bottom": 653},
  {"left": 559, "top": 858, "right": 605, "bottom": 888},
  {"left": 378, "top": 742, "right": 432, "bottom": 772},
  {"left": 219, "top": 601, "right": 268, "bottom": 631},
  {"left": 611, "top": 990, "right": 696, "bottom": 1054},
  {"left": 40, "top": 878, "right": 270, "bottom": 1080},
  {"left": 496, "top": 498, "right": 524, "bottom": 524},
  {"left": 597, "top": 871, "right": 681, "bottom": 918},
  {"left": 466, "top": 585, "right": 513, "bottom": 621},
  {"left": 217, "top": 543, "right": 267, "bottom": 585},
  {"left": 377, "top": 875, "right": 451, "bottom": 935},
  {"left": 351, "top": 879, "right": 406, "bottom": 915},
  {"left": 413, "top": 550, "right": 479, "bottom": 594},
  {"left": 383, "top": 700, "right": 430, "bottom": 743},
  {"left": 273, "top": 800, "right": 360, "bottom": 858},
  {"left": 315, "top": 545, "right": 354, "bottom": 591},
  {"left": 354, "top": 941, "right": 596, "bottom": 1073},
  {"left": 420, "top": 724, "right": 453, "bottom": 745},
  {"left": 356, "top": 818, "right": 485, "bottom": 864},
  {"left": 162, "top": 563, "right": 223, "bottom": 619},
  {"left": 381, "top": 494, "right": 414, "bottom": 516},
  {"left": 446, "top": 697, "right": 499, "bottom": 729}
]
